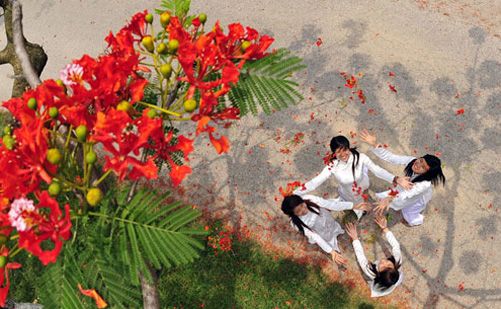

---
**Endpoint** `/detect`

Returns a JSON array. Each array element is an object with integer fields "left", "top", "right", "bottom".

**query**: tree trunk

[
  {"left": 0, "top": 0, "right": 47, "bottom": 97},
  {"left": 139, "top": 269, "right": 160, "bottom": 309},
  {"left": 126, "top": 181, "right": 161, "bottom": 309}
]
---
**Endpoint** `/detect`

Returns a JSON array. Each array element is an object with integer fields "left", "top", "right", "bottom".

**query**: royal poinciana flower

[
  {"left": 148, "top": 130, "right": 194, "bottom": 187},
  {"left": 0, "top": 119, "right": 56, "bottom": 199},
  {"left": 18, "top": 192, "right": 72, "bottom": 266},
  {"left": 91, "top": 109, "right": 160, "bottom": 181}
]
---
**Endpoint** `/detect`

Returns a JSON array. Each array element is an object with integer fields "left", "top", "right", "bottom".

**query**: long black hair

[
  {"left": 369, "top": 256, "right": 401, "bottom": 290},
  {"left": 281, "top": 195, "right": 320, "bottom": 235},
  {"left": 330, "top": 135, "right": 360, "bottom": 180},
  {"left": 404, "top": 154, "right": 446, "bottom": 186}
]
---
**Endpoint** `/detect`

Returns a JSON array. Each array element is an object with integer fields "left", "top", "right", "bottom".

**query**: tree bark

[
  {"left": 139, "top": 270, "right": 160, "bottom": 309},
  {"left": 0, "top": 0, "right": 47, "bottom": 97},
  {"left": 126, "top": 178, "right": 161, "bottom": 309}
]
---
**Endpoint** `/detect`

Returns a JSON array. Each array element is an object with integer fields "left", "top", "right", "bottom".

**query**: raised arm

[
  {"left": 293, "top": 165, "right": 332, "bottom": 196},
  {"left": 361, "top": 153, "right": 395, "bottom": 184},
  {"left": 302, "top": 194, "right": 353, "bottom": 211},
  {"left": 345, "top": 223, "right": 376, "bottom": 280},
  {"left": 384, "top": 231, "right": 402, "bottom": 264},
  {"left": 389, "top": 181, "right": 431, "bottom": 210},
  {"left": 372, "top": 147, "right": 416, "bottom": 166},
  {"left": 374, "top": 216, "right": 402, "bottom": 264}
]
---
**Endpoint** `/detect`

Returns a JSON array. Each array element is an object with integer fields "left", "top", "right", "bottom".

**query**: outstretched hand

[
  {"left": 331, "top": 251, "right": 347, "bottom": 266},
  {"left": 374, "top": 197, "right": 391, "bottom": 216},
  {"left": 374, "top": 215, "right": 388, "bottom": 231},
  {"left": 359, "top": 129, "right": 377, "bottom": 147},
  {"left": 353, "top": 201, "right": 371, "bottom": 212},
  {"left": 345, "top": 222, "right": 359, "bottom": 240},
  {"left": 396, "top": 176, "right": 414, "bottom": 190}
]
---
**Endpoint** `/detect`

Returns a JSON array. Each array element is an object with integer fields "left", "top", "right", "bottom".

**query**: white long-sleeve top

[
  {"left": 352, "top": 231, "right": 404, "bottom": 297},
  {"left": 293, "top": 194, "right": 353, "bottom": 254},
  {"left": 295, "top": 153, "right": 395, "bottom": 203},
  {"left": 371, "top": 148, "right": 433, "bottom": 211}
]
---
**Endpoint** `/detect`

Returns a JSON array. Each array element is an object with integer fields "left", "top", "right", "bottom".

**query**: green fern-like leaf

[
  {"left": 228, "top": 48, "right": 305, "bottom": 116},
  {"left": 156, "top": 0, "right": 193, "bottom": 24},
  {"left": 38, "top": 248, "right": 88, "bottom": 309},
  {"left": 105, "top": 189, "right": 206, "bottom": 284}
]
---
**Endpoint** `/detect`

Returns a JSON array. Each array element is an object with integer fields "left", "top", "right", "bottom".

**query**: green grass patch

[{"left": 159, "top": 239, "right": 382, "bottom": 309}]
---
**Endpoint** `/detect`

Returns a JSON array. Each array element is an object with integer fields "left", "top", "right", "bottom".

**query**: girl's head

[
  {"left": 281, "top": 195, "right": 319, "bottom": 235},
  {"left": 329, "top": 136, "right": 352, "bottom": 162},
  {"left": 371, "top": 256, "right": 401, "bottom": 290},
  {"left": 405, "top": 154, "right": 446, "bottom": 186},
  {"left": 281, "top": 195, "right": 308, "bottom": 216},
  {"left": 330, "top": 135, "right": 360, "bottom": 179}
]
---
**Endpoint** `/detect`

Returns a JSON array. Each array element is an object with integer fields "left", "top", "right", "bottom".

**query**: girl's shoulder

[{"left": 358, "top": 152, "right": 370, "bottom": 161}]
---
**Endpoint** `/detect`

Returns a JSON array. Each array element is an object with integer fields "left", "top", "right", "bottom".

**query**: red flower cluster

[
  {"left": 0, "top": 7, "right": 277, "bottom": 304},
  {"left": 17, "top": 192, "right": 72, "bottom": 266},
  {"left": 167, "top": 16, "right": 273, "bottom": 153}
]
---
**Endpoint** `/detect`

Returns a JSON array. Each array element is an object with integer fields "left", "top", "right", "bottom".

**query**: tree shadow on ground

[{"left": 177, "top": 21, "right": 501, "bottom": 308}]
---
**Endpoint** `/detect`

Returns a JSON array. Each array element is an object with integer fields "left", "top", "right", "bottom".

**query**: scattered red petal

[
  {"left": 388, "top": 84, "right": 397, "bottom": 93},
  {"left": 389, "top": 71, "right": 396, "bottom": 77},
  {"left": 456, "top": 108, "right": 465, "bottom": 115},
  {"left": 458, "top": 282, "right": 465, "bottom": 292},
  {"left": 315, "top": 37, "right": 323, "bottom": 47},
  {"left": 357, "top": 89, "right": 366, "bottom": 104}
]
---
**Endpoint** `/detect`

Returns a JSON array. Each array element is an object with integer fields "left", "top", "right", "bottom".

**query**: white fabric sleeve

[
  {"left": 352, "top": 239, "right": 376, "bottom": 279},
  {"left": 302, "top": 194, "right": 353, "bottom": 211},
  {"left": 361, "top": 153, "right": 395, "bottom": 184},
  {"left": 371, "top": 147, "right": 416, "bottom": 166},
  {"left": 304, "top": 228, "right": 334, "bottom": 253},
  {"left": 390, "top": 181, "right": 431, "bottom": 210},
  {"left": 384, "top": 231, "right": 402, "bottom": 264},
  {"left": 293, "top": 165, "right": 331, "bottom": 195}
]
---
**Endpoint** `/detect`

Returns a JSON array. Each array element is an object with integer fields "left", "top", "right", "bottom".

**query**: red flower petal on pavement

[
  {"left": 388, "top": 84, "right": 397, "bottom": 93},
  {"left": 170, "top": 164, "right": 192, "bottom": 187},
  {"left": 455, "top": 108, "right": 465, "bottom": 115},
  {"left": 315, "top": 37, "right": 323, "bottom": 46},
  {"left": 357, "top": 89, "right": 366, "bottom": 104},
  {"left": 458, "top": 282, "right": 465, "bottom": 292},
  {"left": 389, "top": 71, "right": 395, "bottom": 77},
  {"left": 209, "top": 134, "right": 230, "bottom": 154}
]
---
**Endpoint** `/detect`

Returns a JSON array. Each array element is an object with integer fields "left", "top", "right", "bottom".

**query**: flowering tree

[{"left": 0, "top": 0, "right": 304, "bottom": 307}]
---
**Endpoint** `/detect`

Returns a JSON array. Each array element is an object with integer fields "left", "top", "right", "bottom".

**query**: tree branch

[{"left": 11, "top": 0, "right": 40, "bottom": 87}]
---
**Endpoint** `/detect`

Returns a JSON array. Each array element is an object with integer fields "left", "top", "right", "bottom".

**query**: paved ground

[{"left": 1, "top": 1, "right": 500, "bottom": 308}]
